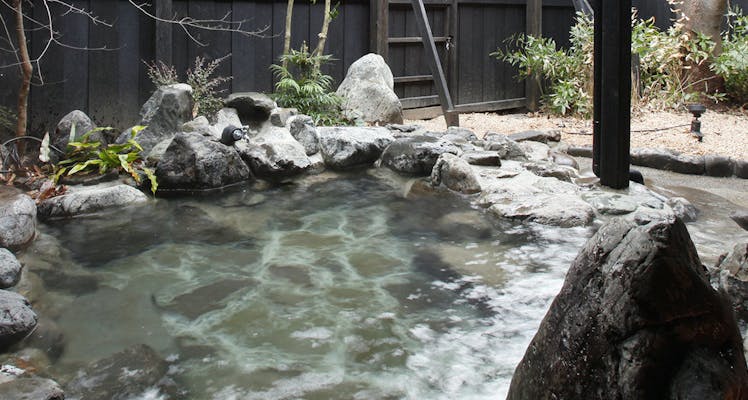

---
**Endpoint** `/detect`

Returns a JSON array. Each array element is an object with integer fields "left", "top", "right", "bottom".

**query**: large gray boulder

[
  {"left": 155, "top": 132, "right": 251, "bottom": 191},
  {"left": 53, "top": 110, "right": 96, "bottom": 153},
  {"left": 0, "top": 248, "right": 21, "bottom": 289},
  {"left": 0, "top": 290, "right": 37, "bottom": 351},
  {"left": 133, "top": 84, "right": 194, "bottom": 153},
  {"left": 225, "top": 92, "right": 277, "bottom": 128},
  {"left": 37, "top": 183, "right": 148, "bottom": 220},
  {"left": 430, "top": 153, "right": 481, "bottom": 194},
  {"left": 0, "top": 187, "right": 36, "bottom": 250},
  {"left": 317, "top": 126, "right": 394, "bottom": 169},
  {"left": 287, "top": 115, "right": 319, "bottom": 155},
  {"left": 380, "top": 135, "right": 461, "bottom": 176},
  {"left": 476, "top": 162, "right": 595, "bottom": 227},
  {"left": 336, "top": 53, "right": 403, "bottom": 125},
  {"left": 235, "top": 126, "right": 312, "bottom": 180},
  {"left": 65, "top": 344, "right": 173, "bottom": 400},
  {"left": 0, "top": 377, "right": 64, "bottom": 400},
  {"left": 507, "top": 215, "right": 748, "bottom": 399}
]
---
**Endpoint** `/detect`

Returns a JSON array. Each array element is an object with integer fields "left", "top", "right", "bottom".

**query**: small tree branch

[{"left": 127, "top": 0, "right": 267, "bottom": 46}]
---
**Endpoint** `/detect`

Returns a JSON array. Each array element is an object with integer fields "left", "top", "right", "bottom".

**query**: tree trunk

[
  {"left": 677, "top": 0, "right": 728, "bottom": 93},
  {"left": 14, "top": 0, "right": 32, "bottom": 155},
  {"left": 313, "top": 0, "right": 332, "bottom": 72},
  {"left": 282, "top": 0, "right": 294, "bottom": 69},
  {"left": 680, "top": 0, "right": 727, "bottom": 54}
]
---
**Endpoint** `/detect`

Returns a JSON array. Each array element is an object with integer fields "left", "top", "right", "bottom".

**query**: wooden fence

[{"left": 1, "top": 0, "right": 746, "bottom": 135}]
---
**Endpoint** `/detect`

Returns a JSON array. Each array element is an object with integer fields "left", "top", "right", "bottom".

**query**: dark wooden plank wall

[
  {"left": 0, "top": 0, "right": 370, "bottom": 135},
  {"left": 389, "top": 4, "right": 448, "bottom": 103},
  {"left": 2, "top": 0, "right": 746, "bottom": 136}
]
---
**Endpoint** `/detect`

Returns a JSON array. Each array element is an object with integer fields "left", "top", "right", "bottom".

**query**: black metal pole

[{"left": 593, "top": 0, "right": 631, "bottom": 189}]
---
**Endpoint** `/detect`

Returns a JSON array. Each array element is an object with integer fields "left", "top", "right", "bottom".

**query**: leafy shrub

[
  {"left": 270, "top": 45, "right": 349, "bottom": 125},
  {"left": 54, "top": 125, "right": 158, "bottom": 194},
  {"left": 491, "top": 13, "right": 593, "bottom": 116},
  {"left": 713, "top": 7, "right": 748, "bottom": 105},
  {"left": 492, "top": 10, "right": 722, "bottom": 116},
  {"left": 145, "top": 55, "right": 231, "bottom": 120}
]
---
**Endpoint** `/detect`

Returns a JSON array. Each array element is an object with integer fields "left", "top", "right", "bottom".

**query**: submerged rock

[
  {"left": 65, "top": 344, "right": 174, "bottom": 400},
  {"left": 0, "top": 248, "right": 21, "bottom": 289},
  {"left": 0, "top": 377, "right": 64, "bottom": 400},
  {"left": 317, "top": 127, "right": 394, "bottom": 170},
  {"left": 0, "top": 187, "right": 36, "bottom": 250},
  {"left": 156, "top": 132, "right": 251, "bottom": 191},
  {"left": 380, "top": 135, "right": 460, "bottom": 176},
  {"left": 507, "top": 215, "right": 748, "bottom": 399},
  {"left": 37, "top": 183, "right": 148, "bottom": 220},
  {"left": 235, "top": 126, "right": 312, "bottom": 180},
  {"left": 0, "top": 290, "right": 37, "bottom": 351}
]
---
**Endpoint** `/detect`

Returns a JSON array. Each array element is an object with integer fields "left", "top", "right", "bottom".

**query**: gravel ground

[{"left": 405, "top": 109, "right": 748, "bottom": 160}]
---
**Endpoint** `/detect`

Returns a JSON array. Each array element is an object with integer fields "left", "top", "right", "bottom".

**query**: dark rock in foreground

[
  {"left": 0, "top": 187, "right": 36, "bottom": 250},
  {"left": 156, "top": 132, "right": 251, "bottom": 191},
  {"left": 508, "top": 214, "right": 748, "bottom": 399}
]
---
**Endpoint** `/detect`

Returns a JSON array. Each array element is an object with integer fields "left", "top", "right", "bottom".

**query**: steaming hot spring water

[{"left": 18, "top": 169, "right": 748, "bottom": 399}]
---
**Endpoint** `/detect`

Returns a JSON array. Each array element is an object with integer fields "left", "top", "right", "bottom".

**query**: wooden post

[
  {"left": 410, "top": 0, "right": 459, "bottom": 127},
  {"left": 525, "top": 0, "right": 541, "bottom": 111},
  {"left": 448, "top": 0, "right": 459, "bottom": 99},
  {"left": 155, "top": 0, "right": 173, "bottom": 64},
  {"left": 593, "top": 0, "right": 631, "bottom": 189},
  {"left": 371, "top": 0, "right": 389, "bottom": 61}
]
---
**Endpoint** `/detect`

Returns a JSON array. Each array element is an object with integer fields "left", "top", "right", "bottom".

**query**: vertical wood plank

[
  {"left": 448, "top": 0, "right": 459, "bottom": 103},
  {"left": 411, "top": 0, "right": 458, "bottom": 126},
  {"left": 118, "top": 1, "right": 142, "bottom": 126},
  {"left": 155, "top": 0, "right": 173, "bottom": 65},
  {"left": 525, "top": 0, "right": 541, "bottom": 111},
  {"left": 371, "top": 0, "right": 389, "bottom": 59},
  {"left": 88, "top": 0, "right": 120, "bottom": 127}
]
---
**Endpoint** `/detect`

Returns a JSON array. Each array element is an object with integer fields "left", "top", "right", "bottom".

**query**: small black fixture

[
  {"left": 686, "top": 103, "right": 706, "bottom": 142},
  {"left": 220, "top": 125, "right": 246, "bottom": 146}
]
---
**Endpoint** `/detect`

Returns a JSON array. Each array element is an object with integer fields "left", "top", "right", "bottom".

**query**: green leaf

[{"left": 142, "top": 166, "right": 159, "bottom": 195}]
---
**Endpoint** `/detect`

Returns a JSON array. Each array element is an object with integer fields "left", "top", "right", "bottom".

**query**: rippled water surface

[{"left": 37, "top": 169, "right": 748, "bottom": 399}]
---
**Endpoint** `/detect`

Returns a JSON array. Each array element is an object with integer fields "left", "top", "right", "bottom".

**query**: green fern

[{"left": 270, "top": 45, "right": 349, "bottom": 125}]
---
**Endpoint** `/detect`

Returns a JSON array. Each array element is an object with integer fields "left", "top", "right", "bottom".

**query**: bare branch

[
  {"left": 46, "top": 0, "right": 113, "bottom": 27},
  {"left": 127, "top": 0, "right": 268, "bottom": 47}
]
